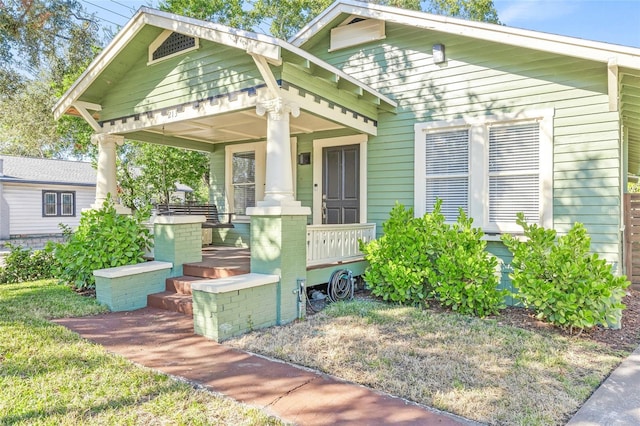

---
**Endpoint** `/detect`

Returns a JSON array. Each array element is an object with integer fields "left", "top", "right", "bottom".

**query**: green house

[{"left": 55, "top": 1, "right": 640, "bottom": 337}]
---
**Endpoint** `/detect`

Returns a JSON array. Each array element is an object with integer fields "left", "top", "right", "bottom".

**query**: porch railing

[{"left": 306, "top": 223, "right": 376, "bottom": 267}]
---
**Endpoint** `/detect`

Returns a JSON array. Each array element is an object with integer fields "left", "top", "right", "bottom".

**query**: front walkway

[
  {"left": 567, "top": 344, "right": 640, "bottom": 425},
  {"left": 55, "top": 308, "right": 477, "bottom": 426}
]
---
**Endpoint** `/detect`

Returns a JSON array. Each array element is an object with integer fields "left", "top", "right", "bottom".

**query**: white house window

[
  {"left": 43, "top": 191, "right": 75, "bottom": 217},
  {"left": 425, "top": 129, "right": 469, "bottom": 221},
  {"left": 225, "top": 142, "right": 266, "bottom": 219},
  {"left": 414, "top": 109, "right": 553, "bottom": 233},
  {"left": 488, "top": 123, "right": 540, "bottom": 225},
  {"left": 224, "top": 139, "right": 297, "bottom": 219},
  {"left": 232, "top": 151, "right": 257, "bottom": 215}
]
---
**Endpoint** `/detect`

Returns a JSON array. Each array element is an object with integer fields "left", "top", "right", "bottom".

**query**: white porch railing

[{"left": 306, "top": 223, "right": 376, "bottom": 267}]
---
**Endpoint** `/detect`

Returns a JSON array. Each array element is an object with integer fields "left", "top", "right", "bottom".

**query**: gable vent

[
  {"left": 148, "top": 30, "right": 199, "bottom": 64},
  {"left": 153, "top": 32, "right": 195, "bottom": 60}
]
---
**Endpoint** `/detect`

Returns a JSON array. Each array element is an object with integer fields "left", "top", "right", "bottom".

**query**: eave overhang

[{"left": 53, "top": 7, "right": 396, "bottom": 128}]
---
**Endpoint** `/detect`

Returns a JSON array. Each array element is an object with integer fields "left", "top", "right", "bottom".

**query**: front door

[{"left": 323, "top": 144, "right": 360, "bottom": 224}]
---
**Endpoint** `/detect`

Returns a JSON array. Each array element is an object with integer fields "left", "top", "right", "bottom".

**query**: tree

[
  {"left": 0, "top": 0, "right": 99, "bottom": 96},
  {"left": 117, "top": 142, "right": 210, "bottom": 209},
  {"left": 0, "top": 0, "right": 101, "bottom": 159},
  {"left": 160, "top": 0, "right": 500, "bottom": 39}
]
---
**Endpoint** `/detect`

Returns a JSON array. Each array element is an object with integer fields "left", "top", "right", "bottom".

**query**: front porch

[
  {"left": 147, "top": 221, "right": 376, "bottom": 316},
  {"left": 95, "top": 218, "right": 374, "bottom": 341}
]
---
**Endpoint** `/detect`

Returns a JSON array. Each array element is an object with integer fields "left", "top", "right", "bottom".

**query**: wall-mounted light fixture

[
  {"left": 432, "top": 43, "right": 446, "bottom": 64},
  {"left": 298, "top": 152, "right": 311, "bottom": 165}
]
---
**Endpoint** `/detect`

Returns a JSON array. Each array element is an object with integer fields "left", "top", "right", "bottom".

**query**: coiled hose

[
  {"left": 327, "top": 269, "right": 355, "bottom": 303},
  {"left": 306, "top": 269, "right": 355, "bottom": 313}
]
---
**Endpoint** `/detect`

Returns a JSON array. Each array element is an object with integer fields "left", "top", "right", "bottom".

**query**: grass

[
  {"left": 228, "top": 299, "right": 628, "bottom": 426},
  {"left": 0, "top": 280, "right": 285, "bottom": 426}
]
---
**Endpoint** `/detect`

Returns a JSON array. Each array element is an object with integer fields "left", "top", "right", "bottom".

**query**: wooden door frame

[{"left": 312, "top": 134, "right": 367, "bottom": 225}]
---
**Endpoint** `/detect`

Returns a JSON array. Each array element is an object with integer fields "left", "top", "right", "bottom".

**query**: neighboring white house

[{"left": 0, "top": 155, "right": 96, "bottom": 249}]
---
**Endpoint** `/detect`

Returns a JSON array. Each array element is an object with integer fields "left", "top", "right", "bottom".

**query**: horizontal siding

[
  {"left": 282, "top": 63, "right": 377, "bottom": 119},
  {"left": 307, "top": 22, "right": 622, "bottom": 264},
  {"left": 3, "top": 183, "right": 94, "bottom": 235},
  {"left": 101, "top": 40, "right": 263, "bottom": 121}
]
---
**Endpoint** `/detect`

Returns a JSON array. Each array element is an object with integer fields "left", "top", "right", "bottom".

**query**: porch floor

[{"left": 198, "top": 246, "right": 251, "bottom": 272}]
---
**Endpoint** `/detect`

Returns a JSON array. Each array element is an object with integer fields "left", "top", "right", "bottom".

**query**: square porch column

[{"left": 249, "top": 98, "right": 310, "bottom": 324}]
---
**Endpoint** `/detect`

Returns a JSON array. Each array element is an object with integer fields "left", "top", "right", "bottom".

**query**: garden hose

[{"left": 327, "top": 269, "right": 355, "bottom": 303}]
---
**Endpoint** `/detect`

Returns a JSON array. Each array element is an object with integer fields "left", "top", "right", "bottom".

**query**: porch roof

[{"left": 53, "top": 7, "right": 397, "bottom": 148}]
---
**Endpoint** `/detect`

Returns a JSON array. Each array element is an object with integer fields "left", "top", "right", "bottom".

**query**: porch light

[
  {"left": 433, "top": 44, "right": 445, "bottom": 64},
  {"left": 298, "top": 152, "right": 311, "bottom": 165}
]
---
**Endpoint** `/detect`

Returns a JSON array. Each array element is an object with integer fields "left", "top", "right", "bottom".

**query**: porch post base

[
  {"left": 153, "top": 216, "right": 205, "bottom": 276},
  {"left": 248, "top": 211, "right": 309, "bottom": 325}
]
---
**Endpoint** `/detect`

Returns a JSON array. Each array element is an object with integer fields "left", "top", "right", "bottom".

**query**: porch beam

[
  {"left": 73, "top": 102, "right": 102, "bottom": 132},
  {"left": 250, "top": 53, "right": 281, "bottom": 97},
  {"left": 608, "top": 58, "right": 619, "bottom": 112},
  {"left": 100, "top": 86, "right": 270, "bottom": 135},
  {"left": 282, "top": 85, "right": 378, "bottom": 136},
  {"left": 125, "top": 131, "right": 214, "bottom": 152}
]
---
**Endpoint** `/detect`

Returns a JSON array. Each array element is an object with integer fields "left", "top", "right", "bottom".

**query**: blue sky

[{"left": 82, "top": 0, "right": 640, "bottom": 48}]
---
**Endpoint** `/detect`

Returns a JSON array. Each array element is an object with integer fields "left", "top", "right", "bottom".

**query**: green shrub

[
  {"left": 0, "top": 243, "right": 57, "bottom": 284},
  {"left": 429, "top": 210, "right": 506, "bottom": 317},
  {"left": 360, "top": 203, "right": 434, "bottom": 303},
  {"left": 54, "top": 197, "right": 152, "bottom": 289},
  {"left": 501, "top": 213, "right": 629, "bottom": 331},
  {"left": 361, "top": 201, "right": 506, "bottom": 316}
]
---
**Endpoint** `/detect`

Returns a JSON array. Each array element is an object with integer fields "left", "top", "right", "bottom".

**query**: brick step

[
  {"left": 183, "top": 262, "right": 249, "bottom": 279},
  {"left": 147, "top": 291, "right": 193, "bottom": 315},
  {"left": 165, "top": 275, "right": 205, "bottom": 295}
]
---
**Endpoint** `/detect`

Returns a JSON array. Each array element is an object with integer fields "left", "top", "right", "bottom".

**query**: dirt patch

[
  {"left": 309, "top": 287, "right": 640, "bottom": 352},
  {"left": 492, "top": 289, "right": 640, "bottom": 352}
]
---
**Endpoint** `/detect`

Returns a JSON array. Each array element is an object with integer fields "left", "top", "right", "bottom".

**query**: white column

[
  {"left": 91, "top": 133, "right": 130, "bottom": 214},
  {"left": 249, "top": 98, "right": 310, "bottom": 216}
]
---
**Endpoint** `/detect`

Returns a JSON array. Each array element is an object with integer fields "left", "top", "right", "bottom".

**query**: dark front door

[{"left": 323, "top": 144, "right": 360, "bottom": 224}]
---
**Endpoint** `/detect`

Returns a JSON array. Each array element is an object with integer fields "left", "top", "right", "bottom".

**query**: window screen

[
  {"left": 425, "top": 129, "right": 469, "bottom": 221},
  {"left": 232, "top": 151, "right": 256, "bottom": 215},
  {"left": 488, "top": 123, "right": 540, "bottom": 223}
]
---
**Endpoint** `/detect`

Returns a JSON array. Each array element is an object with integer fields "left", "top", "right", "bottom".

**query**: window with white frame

[
  {"left": 224, "top": 139, "right": 297, "bottom": 219},
  {"left": 226, "top": 142, "right": 266, "bottom": 217},
  {"left": 42, "top": 191, "right": 75, "bottom": 217},
  {"left": 414, "top": 110, "right": 553, "bottom": 233},
  {"left": 424, "top": 129, "right": 469, "bottom": 221}
]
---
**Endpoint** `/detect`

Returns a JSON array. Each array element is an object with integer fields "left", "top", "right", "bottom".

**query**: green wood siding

[
  {"left": 306, "top": 22, "right": 622, "bottom": 267},
  {"left": 99, "top": 40, "right": 264, "bottom": 121},
  {"left": 281, "top": 63, "right": 378, "bottom": 119}
]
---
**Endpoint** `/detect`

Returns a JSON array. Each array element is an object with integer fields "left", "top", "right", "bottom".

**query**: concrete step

[
  {"left": 165, "top": 276, "right": 205, "bottom": 295},
  {"left": 147, "top": 291, "right": 193, "bottom": 315},
  {"left": 183, "top": 262, "right": 249, "bottom": 279}
]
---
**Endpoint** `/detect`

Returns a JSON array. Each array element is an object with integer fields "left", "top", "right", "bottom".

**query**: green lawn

[{"left": 0, "top": 280, "right": 284, "bottom": 425}]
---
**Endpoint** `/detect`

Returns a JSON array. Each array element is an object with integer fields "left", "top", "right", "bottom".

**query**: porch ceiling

[{"left": 118, "top": 107, "right": 344, "bottom": 149}]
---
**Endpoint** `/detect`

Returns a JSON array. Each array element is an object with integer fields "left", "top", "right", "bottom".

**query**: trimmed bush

[
  {"left": 429, "top": 209, "right": 506, "bottom": 317},
  {"left": 0, "top": 243, "right": 57, "bottom": 284},
  {"left": 501, "top": 213, "right": 629, "bottom": 331},
  {"left": 361, "top": 201, "right": 506, "bottom": 316},
  {"left": 54, "top": 197, "right": 152, "bottom": 289}
]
